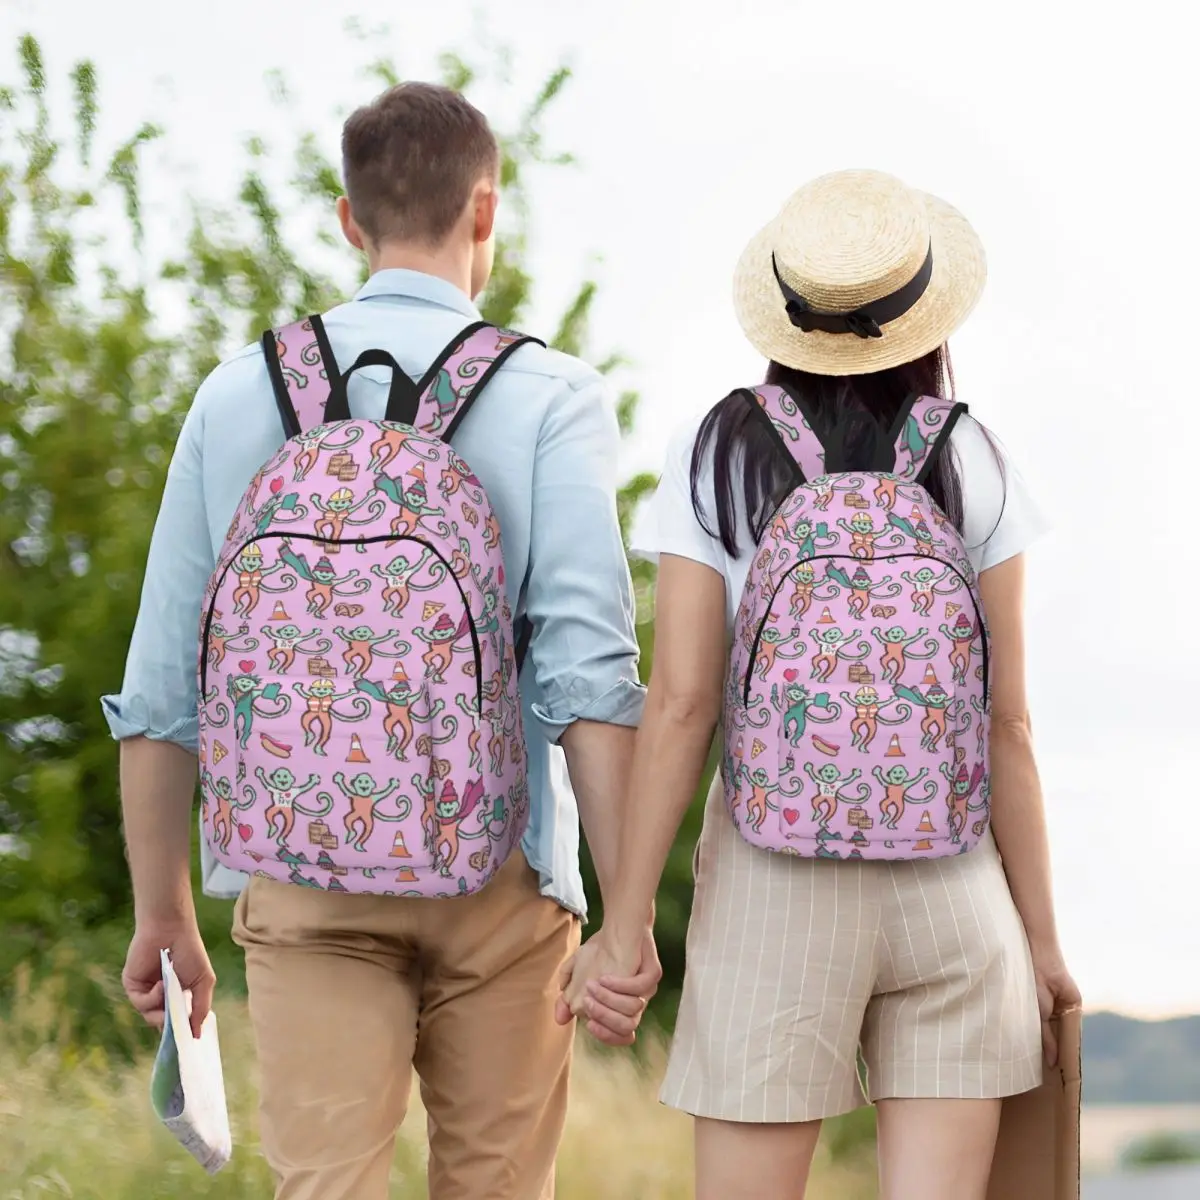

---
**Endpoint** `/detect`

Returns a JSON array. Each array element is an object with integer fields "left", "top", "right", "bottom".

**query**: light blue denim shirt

[{"left": 101, "top": 269, "right": 645, "bottom": 918}]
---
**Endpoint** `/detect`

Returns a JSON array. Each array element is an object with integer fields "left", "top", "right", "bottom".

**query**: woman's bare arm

[
  {"left": 595, "top": 553, "right": 728, "bottom": 956},
  {"left": 978, "top": 553, "right": 1059, "bottom": 952}
]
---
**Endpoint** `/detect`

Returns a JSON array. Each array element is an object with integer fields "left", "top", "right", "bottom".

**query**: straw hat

[{"left": 732, "top": 169, "right": 986, "bottom": 376}]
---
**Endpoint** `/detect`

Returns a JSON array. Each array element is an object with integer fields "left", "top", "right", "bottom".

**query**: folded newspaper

[{"left": 149, "top": 948, "right": 232, "bottom": 1174}]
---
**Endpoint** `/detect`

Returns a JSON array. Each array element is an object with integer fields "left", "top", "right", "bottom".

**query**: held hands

[
  {"left": 122, "top": 920, "right": 215, "bottom": 1041},
  {"left": 555, "top": 926, "right": 661, "bottom": 1047}
]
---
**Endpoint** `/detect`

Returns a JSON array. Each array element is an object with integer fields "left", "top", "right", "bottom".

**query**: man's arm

[
  {"left": 557, "top": 720, "right": 634, "bottom": 905},
  {"left": 103, "top": 398, "right": 217, "bottom": 1037},
  {"left": 523, "top": 372, "right": 646, "bottom": 914},
  {"left": 523, "top": 372, "right": 659, "bottom": 1043}
]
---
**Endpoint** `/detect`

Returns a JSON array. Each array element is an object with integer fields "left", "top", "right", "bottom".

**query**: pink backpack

[
  {"left": 724, "top": 386, "right": 990, "bottom": 860},
  {"left": 197, "top": 315, "right": 540, "bottom": 896}
]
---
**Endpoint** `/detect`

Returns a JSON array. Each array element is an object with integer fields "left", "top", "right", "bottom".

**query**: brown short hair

[{"left": 341, "top": 82, "right": 499, "bottom": 246}]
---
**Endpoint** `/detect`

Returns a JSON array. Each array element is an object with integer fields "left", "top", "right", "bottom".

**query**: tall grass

[{"left": 0, "top": 964, "right": 877, "bottom": 1198}]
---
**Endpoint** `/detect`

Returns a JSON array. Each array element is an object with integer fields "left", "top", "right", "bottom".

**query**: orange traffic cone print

[
  {"left": 914, "top": 838, "right": 934, "bottom": 851},
  {"left": 346, "top": 733, "right": 370, "bottom": 763},
  {"left": 395, "top": 866, "right": 418, "bottom": 882},
  {"left": 922, "top": 664, "right": 939, "bottom": 686},
  {"left": 917, "top": 810, "right": 935, "bottom": 833},
  {"left": 270, "top": 599, "right": 290, "bottom": 621},
  {"left": 390, "top": 832, "right": 411, "bottom": 859},
  {"left": 817, "top": 606, "right": 835, "bottom": 624},
  {"left": 911, "top": 504, "right": 923, "bottom": 520},
  {"left": 392, "top": 660, "right": 409, "bottom": 682},
  {"left": 885, "top": 734, "right": 904, "bottom": 757}
]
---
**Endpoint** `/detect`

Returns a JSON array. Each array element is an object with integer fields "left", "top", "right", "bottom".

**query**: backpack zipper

[
  {"left": 200, "top": 532, "right": 484, "bottom": 709},
  {"left": 741, "top": 551, "right": 988, "bottom": 707}
]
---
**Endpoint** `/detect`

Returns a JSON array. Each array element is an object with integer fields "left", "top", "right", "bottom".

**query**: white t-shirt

[{"left": 633, "top": 409, "right": 1048, "bottom": 627}]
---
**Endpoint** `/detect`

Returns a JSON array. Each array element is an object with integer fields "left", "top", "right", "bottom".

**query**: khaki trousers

[{"left": 232, "top": 852, "right": 581, "bottom": 1200}]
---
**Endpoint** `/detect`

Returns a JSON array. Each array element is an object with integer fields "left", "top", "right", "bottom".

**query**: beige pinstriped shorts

[{"left": 661, "top": 777, "right": 1043, "bottom": 1123}]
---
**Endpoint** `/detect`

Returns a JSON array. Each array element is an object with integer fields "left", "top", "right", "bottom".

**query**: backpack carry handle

[
  {"left": 265, "top": 316, "right": 431, "bottom": 436},
  {"left": 324, "top": 349, "right": 422, "bottom": 426}
]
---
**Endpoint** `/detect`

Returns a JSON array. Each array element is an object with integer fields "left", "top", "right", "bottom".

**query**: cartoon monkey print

[
  {"left": 330, "top": 770, "right": 407, "bottom": 850},
  {"left": 253, "top": 765, "right": 326, "bottom": 846},
  {"left": 873, "top": 764, "right": 937, "bottom": 830},
  {"left": 278, "top": 544, "right": 370, "bottom": 618},
  {"left": 334, "top": 625, "right": 409, "bottom": 679},
  {"left": 827, "top": 563, "right": 902, "bottom": 619},
  {"left": 370, "top": 547, "right": 445, "bottom": 618},
  {"left": 940, "top": 760, "right": 985, "bottom": 843},
  {"left": 374, "top": 466, "right": 445, "bottom": 540},
  {"left": 808, "top": 627, "right": 870, "bottom": 682},
  {"left": 835, "top": 512, "right": 901, "bottom": 561},
  {"left": 207, "top": 622, "right": 258, "bottom": 670},
  {"left": 804, "top": 762, "right": 869, "bottom": 830},
  {"left": 290, "top": 678, "right": 368, "bottom": 756},
  {"left": 901, "top": 566, "right": 958, "bottom": 617},
  {"left": 754, "top": 624, "right": 808, "bottom": 680},
  {"left": 201, "top": 771, "right": 252, "bottom": 853},
  {"left": 894, "top": 682, "right": 953, "bottom": 752},
  {"left": 227, "top": 667, "right": 288, "bottom": 749},
  {"left": 939, "top": 613, "right": 978, "bottom": 686},
  {"left": 367, "top": 425, "right": 438, "bottom": 475},
  {"left": 355, "top": 678, "right": 447, "bottom": 761},
  {"left": 230, "top": 544, "right": 289, "bottom": 617},
  {"left": 770, "top": 682, "right": 839, "bottom": 744},
  {"left": 259, "top": 623, "right": 330, "bottom": 674},
  {"left": 413, "top": 612, "right": 469, "bottom": 683},
  {"left": 309, "top": 486, "right": 382, "bottom": 543},
  {"left": 838, "top": 685, "right": 912, "bottom": 752},
  {"left": 871, "top": 625, "right": 939, "bottom": 684}
]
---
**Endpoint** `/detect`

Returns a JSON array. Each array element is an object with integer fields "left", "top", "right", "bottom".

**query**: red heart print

[
  {"left": 238, "top": 660, "right": 256, "bottom": 673},
  {"left": 237, "top": 824, "right": 253, "bottom": 842},
  {"left": 269, "top": 477, "right": 284, "bottom": 494},
  {"left": 783, "top": 668, "right": 799, "bottom": 682},
  {"left": 783, "top": 808, "right": 800, "bottom": 825}
]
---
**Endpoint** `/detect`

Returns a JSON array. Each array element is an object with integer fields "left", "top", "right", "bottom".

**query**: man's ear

[
  {"left": 473, "top": 180, "right": 498, "bottom": 245},
  {"left": 337, "top": 196, "right": 366, "bottom": 251}
]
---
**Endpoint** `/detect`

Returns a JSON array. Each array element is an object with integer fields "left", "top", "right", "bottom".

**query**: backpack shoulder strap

[
  {"left": 890, "top": 395, "right": 969, "bottom": 483},
  {"left": 413, "top": 321, "right": 544, "bottom": 440},
  {"left": 742, "top": 383, "right": 828, "bottom": 485},
  {"left": 261, "top": 314, "right": 341, "bottom": 438}
]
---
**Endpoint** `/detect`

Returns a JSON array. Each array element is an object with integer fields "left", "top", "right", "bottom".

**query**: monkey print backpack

[
  {"left": 724, "top": 386, "right": 990, "bottom": 861},
  {"left": 197, "top": 314, "right": 541, "bottom": 897}
]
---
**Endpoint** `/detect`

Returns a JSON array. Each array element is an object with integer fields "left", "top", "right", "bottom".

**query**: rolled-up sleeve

[
  {"left": 524, "top": 374, "right": 646, "bottom": 741},
  {"left": 100, "top": 395, "right": 215, "bottom": 753}
]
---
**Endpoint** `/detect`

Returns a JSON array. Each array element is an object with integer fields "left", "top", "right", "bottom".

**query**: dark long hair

[{"left": 690, "top": 345, "right": 998, "bottom": 557}]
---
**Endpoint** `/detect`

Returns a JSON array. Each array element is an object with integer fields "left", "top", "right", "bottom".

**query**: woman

[{"left": 562, "top": 170, "right": 1080, "bottom": 1200}]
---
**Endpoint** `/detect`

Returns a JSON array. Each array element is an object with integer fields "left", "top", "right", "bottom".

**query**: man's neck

[{"left": 367, "top": 242, "right": 473, "bottom": 300}]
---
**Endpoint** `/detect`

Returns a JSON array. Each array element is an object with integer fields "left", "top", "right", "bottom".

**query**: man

[{"left": 104, "top": 82, "right": 659, "bottom": 1200}]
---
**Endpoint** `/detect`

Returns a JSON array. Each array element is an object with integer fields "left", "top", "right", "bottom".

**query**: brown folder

[{"left": 986, "top": 1007, "right": 1082, "bottom": 1200}]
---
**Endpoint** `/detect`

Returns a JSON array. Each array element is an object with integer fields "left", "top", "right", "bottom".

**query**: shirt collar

[{"left": 353, "top": 268, "right": 481, "bottom": 320}]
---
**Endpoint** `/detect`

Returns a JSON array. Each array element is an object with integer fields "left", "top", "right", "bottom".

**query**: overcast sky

[{"left": 3, "top": 0, "right": 1196, "bottom": 1017}]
